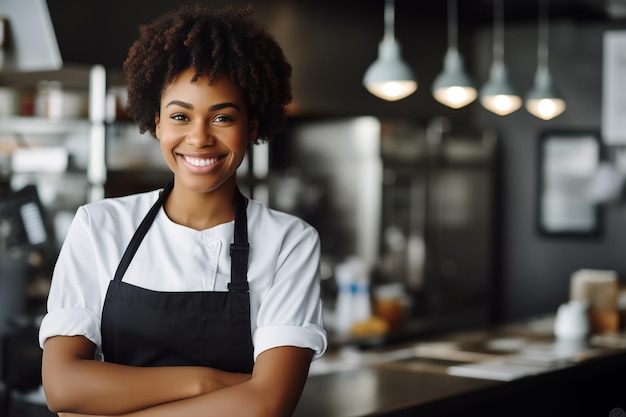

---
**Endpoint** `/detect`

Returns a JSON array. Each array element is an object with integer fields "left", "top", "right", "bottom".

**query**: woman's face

[{"left": 155, "top": 68, "right": 257, "bottom": 195}]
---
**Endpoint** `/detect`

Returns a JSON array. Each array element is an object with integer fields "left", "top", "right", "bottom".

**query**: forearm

[
  {"left": 42, "top": 336, "right": 250, "bottom": 415},
  {"left": 127, "top": 347, "right": 313, "bottom": 417},
  {"left": 57, "top": 346, "right": 314, "bottom": 417},
  {"left": 57, "top": 384, "right": 267, "bottom": 417},
  {"left": 58, "top": 378, "right": 299, "bottom": 417},
  {"left": 46, "top": 360, "right": 248, "bottom": 414}
]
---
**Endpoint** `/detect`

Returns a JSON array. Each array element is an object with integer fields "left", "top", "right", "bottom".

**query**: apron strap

[
  {"left": 113, "top": 180, "right": 174, "bottom": 282},
  {"left": 228, "top": 187, "right": 249, "bottom": 292},
  {"left": 113, "top": 181, "right": 249, "bottom": 292}
]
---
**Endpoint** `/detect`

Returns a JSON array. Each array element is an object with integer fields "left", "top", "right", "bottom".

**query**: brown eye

[
  {"left": 213, "top": 115, "right": 234, "bottom": 124},
  {"left": 171, "top": 113, "right": 188, "bottom": 121}
]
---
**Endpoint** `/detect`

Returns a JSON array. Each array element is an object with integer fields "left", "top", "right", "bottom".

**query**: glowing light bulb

[{"left": 368, "top": 80, "right": 417, "bottom": 101}]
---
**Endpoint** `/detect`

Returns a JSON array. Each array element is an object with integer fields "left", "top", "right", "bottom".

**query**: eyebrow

[{"left": 165, "top": 100, "right": 241, "bottom": 112}]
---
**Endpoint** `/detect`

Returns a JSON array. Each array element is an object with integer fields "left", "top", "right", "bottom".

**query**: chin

[{"left": 175, "top": 176, "right": 214, "bottom": 193}]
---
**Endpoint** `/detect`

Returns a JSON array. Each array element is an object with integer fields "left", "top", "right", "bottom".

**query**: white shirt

[{"left": 39, "top": 188, "right": 327, "bottom": 362}]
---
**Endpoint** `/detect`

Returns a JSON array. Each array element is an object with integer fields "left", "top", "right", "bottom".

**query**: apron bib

[{"left": 101, "top": 182, "right": 254, "bottom": 373}]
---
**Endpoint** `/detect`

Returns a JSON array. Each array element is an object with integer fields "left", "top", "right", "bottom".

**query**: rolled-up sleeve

[
  {"left": 39, "top": 307, "right": 102, "bottom": 348},
  {"left": 39, "top": 206, "right": 105, "bottom": 350},
  {"left": 253, "top": 225, "right": 327, "bottom": 361}
]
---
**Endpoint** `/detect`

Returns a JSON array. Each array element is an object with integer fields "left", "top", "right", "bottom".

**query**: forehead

[{"left": 163, "top": 68, "right": 246, "bottom": 103}]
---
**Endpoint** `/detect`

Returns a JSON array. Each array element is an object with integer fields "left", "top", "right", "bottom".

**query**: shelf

[
  {"left": 0, "top": 64, "right": 94, "bottom": 89},
  {"left": 0, "top": 65, "right": 107, "bottom": 203},
  {"left": 0, "top": 116, "right": 91, "bottom": 137}
]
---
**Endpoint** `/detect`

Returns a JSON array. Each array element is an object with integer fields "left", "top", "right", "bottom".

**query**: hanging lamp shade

[
  {"left": 432, "top": 49, "right": 477, "bottom": 108},
  {"left": 363, "top": 0, "right": 417, "bottom": 101},
  {"left": 479, "top": 0, "right": 521, "bottom": 116},
  {"left": 432, "top": 0, "right": 476, "bottom": 109},
  {"left": 363, "top": 38, "right": 417, "bottom": 101},
  {"left": 525, "top": 0, "right": 566, "bottom": 120},
  {"left": 480, "top": 61, "right": 522, "bottom": 115},
  {"left": 525, "top": 67, "right": 566, "bottom": 120}
]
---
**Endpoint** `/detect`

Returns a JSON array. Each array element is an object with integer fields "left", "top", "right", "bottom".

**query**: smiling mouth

[{"left": 183, "top": 155, "right": 221, "bottom": 167}]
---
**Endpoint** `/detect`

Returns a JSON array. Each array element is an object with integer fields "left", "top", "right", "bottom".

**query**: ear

[
  {"left": 247, "top": 118, "right": 259, "bottom": 144},
  {"left": 155, "top": 114, "right": 161, "bottom": 139}
]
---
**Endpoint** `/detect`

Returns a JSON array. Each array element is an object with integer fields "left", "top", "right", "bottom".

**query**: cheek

[
  {"left": 158, "top": 134, "right": 176, "bottom": 159},
  {"left": 156, "top": 124, "right": 177, "bottom": 147},
  {"left": 234, "top": 136, "right": 251, "bottom": 157},
  {"left": 226, "top": 129, "right": 250, "bottom": 150},
  {"left": 236, "top": 135, "right": 249, "bottom": 148}
]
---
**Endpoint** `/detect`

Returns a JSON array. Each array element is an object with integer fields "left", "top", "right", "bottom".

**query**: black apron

[{"left": 100, "top": 182, "right": 254, "bottom": 374}]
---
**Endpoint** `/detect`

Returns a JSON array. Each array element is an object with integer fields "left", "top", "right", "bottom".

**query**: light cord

[
  {"left": 383, "top": 0, "right": 395, "bottom": 41},
  {"left": 537, "top": 0, "right": 550, "bottom": 70},
  {"left": 448, "top": 0, "right": 458, "bottom": 52},
  {"left": 493, "top": 0, "right": 504, "bottom": 64}
]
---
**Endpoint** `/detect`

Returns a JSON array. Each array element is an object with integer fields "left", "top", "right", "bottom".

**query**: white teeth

[{"left": 184, "top": 155, "right": 218, "bottom": 167}]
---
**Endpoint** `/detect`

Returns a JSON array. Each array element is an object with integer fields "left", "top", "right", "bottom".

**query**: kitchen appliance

[
  {"left": 0, "top": 0, "right": 62, "bottom": 72},
  {"left": 0, "top": 185, "right": 54, "bottom": 256},
  {"left": 0, "top": 185, "right": 56, "bottom": 336},
  {"left": 270, "top": 116, "right": 382, "bottom": 270}
]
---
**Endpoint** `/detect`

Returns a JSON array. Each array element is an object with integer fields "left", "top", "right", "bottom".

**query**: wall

[{"left": 471, "top": 20, "right": 626, "bottom": 322}]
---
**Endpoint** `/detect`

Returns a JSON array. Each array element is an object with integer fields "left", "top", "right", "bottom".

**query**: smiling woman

[{"left": 38, "top": 5, "right": 327, "bottom": 417}]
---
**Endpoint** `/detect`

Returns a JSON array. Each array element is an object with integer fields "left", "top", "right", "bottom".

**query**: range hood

[{"left": 0, "top": 0, "right": 62, "bottom": 72}]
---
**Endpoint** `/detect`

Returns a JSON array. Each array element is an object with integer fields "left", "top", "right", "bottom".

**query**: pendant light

[
  {"left": 525, "top": 0, "right": 566, "bottom": 120},
  {"left": 432, "top": 0, "right": 477, "bottom": 109},
  {"left": 479, "top": 0, "right": 521, "bottom": 116},
  {"left": 363, "top": 0, "right": 417, "bottom": 101}
]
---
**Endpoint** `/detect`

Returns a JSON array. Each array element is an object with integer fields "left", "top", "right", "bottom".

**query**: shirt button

[{"left": 207, "top": 240, "right": 218, "bottom": 250}]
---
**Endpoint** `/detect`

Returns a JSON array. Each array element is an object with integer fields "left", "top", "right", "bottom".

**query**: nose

[{"left": 186, "top": 121, "right": 215, "bottom": 147}]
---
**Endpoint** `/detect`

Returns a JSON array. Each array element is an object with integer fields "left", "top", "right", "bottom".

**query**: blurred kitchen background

[{"left": 1, "top": 0, "right": 626, "bottom": 400}]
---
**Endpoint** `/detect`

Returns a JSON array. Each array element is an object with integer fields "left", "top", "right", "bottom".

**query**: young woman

[{"left": 38, "top": 5, "right": 327, "bottom": 417}]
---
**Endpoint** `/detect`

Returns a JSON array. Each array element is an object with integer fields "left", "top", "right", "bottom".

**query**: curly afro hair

[{"left": 123, "top": 4, "right": 292, "bottom": 143}]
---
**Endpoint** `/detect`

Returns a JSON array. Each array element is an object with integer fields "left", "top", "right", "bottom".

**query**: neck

[{"left": 163, "top": 179, "right": 237, "bottom": 231}]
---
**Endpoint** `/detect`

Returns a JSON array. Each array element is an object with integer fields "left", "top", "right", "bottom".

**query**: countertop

[{"left": 294, "top": 317, "right": 626, "bottom": 417}]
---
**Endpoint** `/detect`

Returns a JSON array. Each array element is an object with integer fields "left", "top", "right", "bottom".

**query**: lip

[{"left": 177, "top": 153, "right": 226, "bottom": 173}]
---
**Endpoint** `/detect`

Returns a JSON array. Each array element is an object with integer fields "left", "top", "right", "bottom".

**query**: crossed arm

[{"left": 42, "top": 335, "right": 314, "bottom": 417}]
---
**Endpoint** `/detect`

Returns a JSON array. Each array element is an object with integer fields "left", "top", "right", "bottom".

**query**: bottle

[
  {"left": 350, "top": 258, "right": 372, "bottom": 324},
  {"left": 35, "top": 80, "right": 63, "bottom": 119},
  {"left": 334, "top": 257, "right": 372, "bottom": 336},
  {"left": 334, "top": 259, "right": 355, "bottom": 337}
]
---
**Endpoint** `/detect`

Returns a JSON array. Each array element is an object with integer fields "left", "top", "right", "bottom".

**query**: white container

[
  {"left": 0, "top": 86, "right": 18, "bottom": 116},
  {"left": 554, "top": 300, "right": 590, "bottom": 341},
  {"left": 11, "top": 146, "right": 69, "bottom": 173},
  {"left": 35, "top": 80, "right": 87, "bottom": 119}
]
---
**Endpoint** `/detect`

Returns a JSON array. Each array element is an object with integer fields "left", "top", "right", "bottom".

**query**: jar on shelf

[
  {"left": 35, "top": 80, "right": 87, "bottom": 119},
  {"left": 0, "top": 86, "right": 18, "bottom": 116}
]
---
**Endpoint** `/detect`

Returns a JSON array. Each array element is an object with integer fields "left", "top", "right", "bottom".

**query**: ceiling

[
  {"left": 460, "top": 0, "right": 626, "bottom": 24},
  {"left": 359, "top": 0, "right": 626, "bottom": 27}
]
